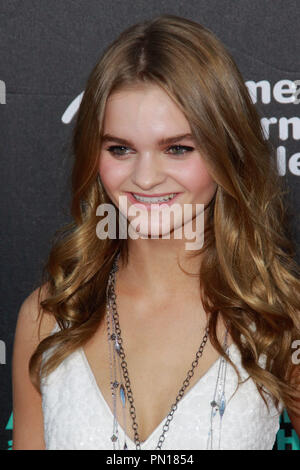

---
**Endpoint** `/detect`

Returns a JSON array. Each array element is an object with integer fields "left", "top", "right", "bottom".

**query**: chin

[{"left": 129, "top": 219, "right": 184, "bottom": 240}]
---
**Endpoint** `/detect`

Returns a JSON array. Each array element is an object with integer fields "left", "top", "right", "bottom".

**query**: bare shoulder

[
  {"left": 12, "top": 282, "right": 56, "bottom": 450},
  {"left": 16, "top": 282, "right": 57, "bottom": 340}
]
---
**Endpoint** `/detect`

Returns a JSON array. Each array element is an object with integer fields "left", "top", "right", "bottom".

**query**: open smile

[{"left": 126, "top": 192, "right": 181, "bottom": 209}]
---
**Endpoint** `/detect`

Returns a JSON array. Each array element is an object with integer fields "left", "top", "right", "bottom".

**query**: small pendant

[
  {"left": 210, "top": 400, "right": 219, "bottom": 410},
  {"left": 219, "top": 392, "right": 226, "bottom": 417},
  {"left": 112, "top": 380, "right": 119, "bottom": 389},
  {"left": 210, "top": 400, "right": 219, "bottom": 417},
  {"left": 120, "top": 384, "right": 126, "bottom": 407},
  {"left": 111, "top": 434, "right": 118, "bottom": 442},
  {"left": 115, "top": 339, "right": 121, "bottom": 354}
]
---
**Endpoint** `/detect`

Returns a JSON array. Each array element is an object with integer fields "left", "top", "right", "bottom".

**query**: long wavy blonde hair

[{"left": 29, "top": 14, "right": 300, "bottom": 416}]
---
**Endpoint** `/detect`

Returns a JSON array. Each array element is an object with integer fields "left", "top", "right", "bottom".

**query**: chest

[
  {"left": 82, "top": 297, "right": 228, "bottom": 444},
  {"left": 42, "top": 329, "right": 281, "bottom": 450}
]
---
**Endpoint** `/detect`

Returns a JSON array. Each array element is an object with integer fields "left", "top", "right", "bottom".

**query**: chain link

[{"left": 107, "top": 251, "right": 209, "bottom": 450}]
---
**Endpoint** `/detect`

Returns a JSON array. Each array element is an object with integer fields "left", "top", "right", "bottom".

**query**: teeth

[{"left": 133, "top": 193, "right": 176, "bottom": 203}]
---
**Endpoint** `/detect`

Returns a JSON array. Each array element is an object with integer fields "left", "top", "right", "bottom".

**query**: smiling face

[{"left": 98, "top": 83, "right": 217, "bottom": 240}]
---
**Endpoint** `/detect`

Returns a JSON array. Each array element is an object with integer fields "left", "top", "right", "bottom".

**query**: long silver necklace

[
  {"left": 105, "top": 250, "right": 211, "bottom": 450},
  {"left": 206, "top": 332, "right": 229, "bottom": 449}
]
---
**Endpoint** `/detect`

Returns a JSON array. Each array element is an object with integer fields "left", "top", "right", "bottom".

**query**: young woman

[{"left": 12, "top": 14, "right": 300, "bottom": 450}]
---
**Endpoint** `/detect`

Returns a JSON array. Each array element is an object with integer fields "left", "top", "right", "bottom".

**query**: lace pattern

[{"left": 40, "top": 322, "right": 283, "bottom": 450}]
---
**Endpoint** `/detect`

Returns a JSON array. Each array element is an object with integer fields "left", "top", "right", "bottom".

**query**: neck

[{"left": 117, "top": 211, "right": 210, "bottom": 300}]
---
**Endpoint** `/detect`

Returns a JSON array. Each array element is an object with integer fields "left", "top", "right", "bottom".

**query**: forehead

[{"left": 102, "top": 83, "right": 191, "bottom": 139}]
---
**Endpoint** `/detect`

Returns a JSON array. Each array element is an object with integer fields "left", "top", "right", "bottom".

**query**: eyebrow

[{"left": 101, "top": 133, "right": 195, "bottom": 146}]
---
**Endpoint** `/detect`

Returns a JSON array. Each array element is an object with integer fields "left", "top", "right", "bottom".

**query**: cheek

[
  {"left": 98, "top": 155, "right": 129, "bottom": 192},
  {"left": 172, "top": 159, "right": 216, "bottom": 193}
]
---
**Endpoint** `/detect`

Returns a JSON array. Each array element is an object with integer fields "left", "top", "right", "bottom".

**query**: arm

[{"left": 12, "top": 285, "right": 56, "bottom": 450}]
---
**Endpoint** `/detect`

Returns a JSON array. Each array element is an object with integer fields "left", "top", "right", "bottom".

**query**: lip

[
  {"left": 129, "top": 191, "right": 179, "bottom": 197},
  {"left": 125, "top": 192, "right": 181, "bottom": 209}
]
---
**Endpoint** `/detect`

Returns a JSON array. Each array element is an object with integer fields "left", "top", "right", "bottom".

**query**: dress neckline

[{"left": 79, "top": 341, "right": 236, "bottom": 448}]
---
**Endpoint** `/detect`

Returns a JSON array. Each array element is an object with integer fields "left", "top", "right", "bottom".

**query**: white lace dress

[{"left": 40, "top": 322, "right": 283, "bottom": 450}]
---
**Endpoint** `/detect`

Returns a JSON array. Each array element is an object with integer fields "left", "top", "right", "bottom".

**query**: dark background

[{"left": 0, "top": 0, "right": 299, "bottom": 450}]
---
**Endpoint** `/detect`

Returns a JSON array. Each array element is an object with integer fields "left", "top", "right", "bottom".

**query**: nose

[{"left": 131, "top": 151, "right": 166, "bottom": 190}]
